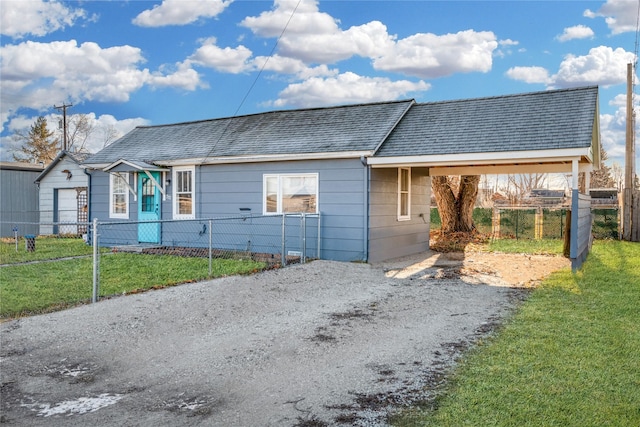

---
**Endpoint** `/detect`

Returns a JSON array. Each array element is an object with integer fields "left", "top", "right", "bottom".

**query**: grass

[
  {"left": 392, "top": 240, "right": 640, "bottom": 427},
  {"left": 487, "top": 238, "right": 564, "bottom": 255},
  {"left": 0, "top": 236, "right": 98, "bottom": 264},
  {"left": 0, "top": 247, "right": 266, "bottom": 318}
]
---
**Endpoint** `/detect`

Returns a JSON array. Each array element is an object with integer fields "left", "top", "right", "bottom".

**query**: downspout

[
  {"left": 83, "top": 167, "right": 92, "bottom": 244},
  {"left": 361, "top": 155, "right": 369, "bottom": 262}
]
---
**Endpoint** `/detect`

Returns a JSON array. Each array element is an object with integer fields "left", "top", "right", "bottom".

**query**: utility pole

[
  {"left": 622, "top": 63, "right": 637, "bottom": 241},
  {"left": 54, "top": 103, "right": 73, "bottom": 151}
]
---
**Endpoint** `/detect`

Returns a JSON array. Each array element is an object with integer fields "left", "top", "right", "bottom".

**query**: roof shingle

[{"left": 375, "top": 86, "right": 598, "bottom": 157}]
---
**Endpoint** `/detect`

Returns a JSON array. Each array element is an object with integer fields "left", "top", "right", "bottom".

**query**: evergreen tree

[
  {"left": 590, "top": 146, "right": 615, "bottom": 188},
  {"left": 12, "top": 116, "right": 59, "bottom": 164}
]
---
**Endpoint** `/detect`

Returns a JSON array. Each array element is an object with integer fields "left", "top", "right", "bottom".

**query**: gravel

[{"left": 0, "top": 254, "right": 528, "bottom": 426}]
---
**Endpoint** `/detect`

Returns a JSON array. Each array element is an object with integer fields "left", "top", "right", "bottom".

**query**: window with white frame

[
  {"left": 109, "top": 173, "right": 129, "bottom": 218},
  {"left": 173, "top": 166, "right": 195, "bottom": 219},
  {"left": 398, "top": 168, "right": 411, "bottom": 220},
  {"left": 264, "top": 173, "right": 318, "bottom": 214}
]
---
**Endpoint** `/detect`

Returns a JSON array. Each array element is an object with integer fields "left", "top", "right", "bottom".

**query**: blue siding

[
  {"left": 368, "top": 167, "right": 431, "bottom": 262},
  {"left": 197, "top": 159, "right": 367, "bottom": 261},
  {"left": 88, "top": 159, "right": 367, "bottom": 261}
]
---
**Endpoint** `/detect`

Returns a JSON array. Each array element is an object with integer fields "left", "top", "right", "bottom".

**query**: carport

[{"left": 369, "top": 86, "right": 600, "bottom": 269}]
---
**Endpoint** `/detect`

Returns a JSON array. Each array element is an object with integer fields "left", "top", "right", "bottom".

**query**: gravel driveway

[{"left": 1, "top": 254, "right": 527, "bottom": 426}]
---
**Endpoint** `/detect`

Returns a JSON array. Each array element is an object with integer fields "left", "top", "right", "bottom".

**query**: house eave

[
  {"left": 153, "top": 151, "right": 374, "bottom": 167},
  {"left": 367, "top": 147, "right": 593, "bottom": 169}
]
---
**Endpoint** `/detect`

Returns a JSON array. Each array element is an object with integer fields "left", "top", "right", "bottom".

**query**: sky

[{"left": 1, "top": 0, "right": 638, "bottom": 176}]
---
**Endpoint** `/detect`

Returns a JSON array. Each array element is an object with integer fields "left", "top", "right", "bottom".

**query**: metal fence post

[
  {"left": 301, "top": 213, "right": 306, "bottom": 264},
  {"left": 281, "top": 214, "right": 286, "bottom": 266},
  {"left": 317, "top": 212, "right": 321, "bottom": 260},
  {"left": 208, "top": 219, "right": 213, "bottom": 277},
  {"left": 92, "top": 218, "right": 99, "bottom": 303}
]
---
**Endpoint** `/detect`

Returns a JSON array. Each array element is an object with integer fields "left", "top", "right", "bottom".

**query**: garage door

[{"left": 58, "top": 189, "right": 78, "bottom": 235}]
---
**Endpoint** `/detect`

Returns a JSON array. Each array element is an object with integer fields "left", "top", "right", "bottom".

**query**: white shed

[{"left": 35, "top": 151, "right": 90, "bottom": 236}]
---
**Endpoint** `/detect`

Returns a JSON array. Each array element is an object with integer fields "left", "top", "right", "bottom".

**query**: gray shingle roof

[
  {"left": 84, "top": 100, "right": 414, "bottom": 165},
  {"left": 375, "top": 86, "right": 598, "bottom": 157}
]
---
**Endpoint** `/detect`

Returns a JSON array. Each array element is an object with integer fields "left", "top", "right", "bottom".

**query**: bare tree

[
  {"left": 65, "top": 114, "right": 95, "bottom": 152},
  {"left": 611, "top": 162, "right": 624, "bottom": 191},
  {"left": 502, "top": 173, "right": 547, "bottom": 204},
  {"left": 101, "top": 124, "right": 121, "bottom": 148},
  {"left": 432, "top": 175, "right": 480, "bottom": 233},
  {"left": 12, "top": 116, "right": 59, "bottom": 164}
]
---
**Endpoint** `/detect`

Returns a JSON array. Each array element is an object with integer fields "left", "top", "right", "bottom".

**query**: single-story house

[
  {"left": 35, "top": 150, "right": 90, "bottom": 236},
  {"left": 82, "top": 86, "right": 600, "bottom": 264},
  {"left": 0, "top": 161, "right": 44, "bottom": 237}
]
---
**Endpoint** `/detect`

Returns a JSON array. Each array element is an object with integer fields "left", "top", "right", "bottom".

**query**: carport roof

[{"left": 369, "top": 86, "right": 600, "bottom": 174}]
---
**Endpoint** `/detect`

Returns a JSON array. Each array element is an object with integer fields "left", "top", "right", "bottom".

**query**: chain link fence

[
  {"left": 1, "top": 214, "right": 320, "bottom": 316},
  {"left": 430, "top": 207, "right": 619, "bottom": 240}
]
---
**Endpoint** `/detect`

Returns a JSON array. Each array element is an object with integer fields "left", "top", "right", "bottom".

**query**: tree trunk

[{"left": 432, "top": 175, "right": 480, "bottom": 233}]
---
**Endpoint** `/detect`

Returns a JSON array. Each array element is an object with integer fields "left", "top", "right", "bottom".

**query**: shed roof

[
  {"left": 35, "top": 150, "right": 91, "bottom": 183},
  {"left": 84, "top": 100, "right": 414, "bottom": 167}
]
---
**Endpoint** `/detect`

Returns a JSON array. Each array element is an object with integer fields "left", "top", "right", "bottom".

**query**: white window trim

[
  {"left": 263, "top": 173, "right": 319, "bottom": 215},
  {"left": 398, "top": 167, "right": 411, "bottom": 221},
  {"left": 109, "top": 172, "right": 129, "bottom": 219},
  {"left": 172, "top": 166, "right": 196, "bottom": 219}
]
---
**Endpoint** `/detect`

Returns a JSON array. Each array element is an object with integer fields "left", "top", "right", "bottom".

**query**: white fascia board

[
  {"left": 367, "top": 148, "right": 590, "bottom": 168},
  {"left": 156, "top": 151, "right": 374, "bottom": 167},
  {"left": 80, "top": 163, "right": 110, "bottom": 170},
  {"left": 102, "top": 159, "right": 168, "bottom": 172},
  {"left": 429, "top": 161, "right": 581, "bottom": 176}
]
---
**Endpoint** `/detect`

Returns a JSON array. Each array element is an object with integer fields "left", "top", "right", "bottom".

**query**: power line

[{"left": 201, "top": 0, "right": 302, "bottom": 163}]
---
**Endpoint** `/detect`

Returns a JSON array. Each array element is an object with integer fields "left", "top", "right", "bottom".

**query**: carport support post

[
  {"left": 92, "top": 218, "right": 99, "bottom": 303},
  {"left": 570, "top": 159, "right": 579, "bottom": 260}
]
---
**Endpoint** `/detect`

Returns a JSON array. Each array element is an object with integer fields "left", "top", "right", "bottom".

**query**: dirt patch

[{"left": 459, "top": 251, "right": 570, "bottom": 287}]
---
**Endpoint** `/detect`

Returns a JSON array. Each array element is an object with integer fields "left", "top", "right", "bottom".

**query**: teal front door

[{"left": 138, "top": 172, "right": 161, "bottom": 243}]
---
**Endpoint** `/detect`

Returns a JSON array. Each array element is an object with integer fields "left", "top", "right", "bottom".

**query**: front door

[{"left": 138, "top": 172, "right": 161, "bottom": 243}]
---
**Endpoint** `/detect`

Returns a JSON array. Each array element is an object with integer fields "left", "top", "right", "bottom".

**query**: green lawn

[
  {"left": 0, "top": 236, "right": 96, "bottom": 264},
  {"left": 393, "top": 240, "right": 640, "bottom": 427},
  {"left": 0, "top": 250, "right": 266, "bottom": 318},
  {"left": 487, "top": 238, "right": 564, "bottom": 255}
]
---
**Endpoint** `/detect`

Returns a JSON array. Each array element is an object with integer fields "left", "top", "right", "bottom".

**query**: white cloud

[
  {"left": 0, "top": 40, "right": 204, "bottom": 132},
  {"left": 270, "top": 72, "right": 430, "bottom": 108},
  {"left": 150, "top": 63, "right": 207, "bottom": 91},
  {"left": 0, "top": 0, "right": 90, "bottom": 38},
  {"left": 243, "top": 1, "right": 394, "bottom": 64},
  {"left": 278, "top": 20, "right": 396, "bottom": 64},
  {"left": 187, "top": 38, "right": 253, "bottom": 73},
  {"left": 553, "top": 46, "right": 636, "bottom": 87},
  {"left": 600, "top": 93, "right": 640, "bottom": 164},
  {"left": 241, "top": 0, "right": 336, "bottom": 38},
  {"left": 506, "top": 46, "right": 636, "bottom": 88},
  {"left": 133, "top": 0, "right": 232, "bottom": 27},
  {"left": 585, "top": 0, "right": 638, "bottom": 34},
  {"left": 242, "top": 1, "right": 496, "bottom": 78},
  {"left": 373, "top": 30, "right": 497, "bottom": 79},
  {"left": 556, "top": 25, "right": 595, "bottom": 42},
  {"left": 505, "top": 66, "right": 552, "bottom": 84},
  {"left": 252, "top": 55, "right": 338, "bottom": 79}
]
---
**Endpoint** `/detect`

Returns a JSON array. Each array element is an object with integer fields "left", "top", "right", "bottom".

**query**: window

[
  {"left": 173, "top": 166, "right": 195, "bottom": 219},
  {"left": 264, "top": 174, "right": 318, "bottom": 214},
  {"left": 109, "top": 173, "right": 129, "bottom": 218},
  {"left": 398, "top": 168, "right": 410, "bottom": 220}
]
